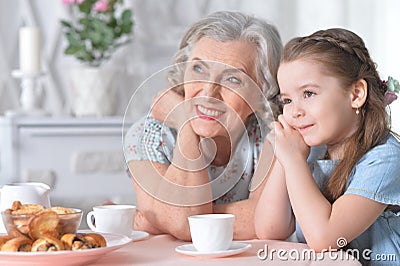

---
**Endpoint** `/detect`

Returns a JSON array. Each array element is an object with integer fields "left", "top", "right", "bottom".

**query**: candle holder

[{"left": 9, "top": 70, "right": 47, "bottom": 116}]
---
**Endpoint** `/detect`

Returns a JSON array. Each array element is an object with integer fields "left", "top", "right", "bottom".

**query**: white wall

[{"left": 0, "top": 0, "right": 399, "bottom": 132}]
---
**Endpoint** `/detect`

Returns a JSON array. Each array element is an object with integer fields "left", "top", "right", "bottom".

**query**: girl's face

[
  {"left": 183, "top": 37, "right": 259, "bottom": 139},
  {"left": 277, "top": 59, "right": 359, "bottom": 147}
]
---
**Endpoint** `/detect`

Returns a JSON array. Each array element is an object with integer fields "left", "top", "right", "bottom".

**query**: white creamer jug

[{"left": 0, "top": 182, "right": 51, "bottom": 232}]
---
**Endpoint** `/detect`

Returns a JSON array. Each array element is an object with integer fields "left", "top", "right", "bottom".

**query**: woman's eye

[
  {"left": 193, "top": 64, "right": 203, "bottom": 73},
  {"left": 304, "top": 90, "right": 316, "bottom": 98},
  {"left": 227, "top": 76, "right": 241, "bottom": 84}
]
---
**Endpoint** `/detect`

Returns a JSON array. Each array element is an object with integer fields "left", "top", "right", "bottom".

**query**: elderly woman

[{"left": 124, "top": 11, "right": 282, "bottom": 240}]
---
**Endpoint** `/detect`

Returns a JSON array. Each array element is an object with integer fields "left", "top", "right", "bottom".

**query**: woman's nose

[{"left": 204, "top": 81, "right": 221, "bottom": 98}]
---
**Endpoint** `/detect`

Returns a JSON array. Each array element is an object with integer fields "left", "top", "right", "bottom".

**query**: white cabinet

[{"left": 0, "top": 115, "right": 137, "bottom": 213}]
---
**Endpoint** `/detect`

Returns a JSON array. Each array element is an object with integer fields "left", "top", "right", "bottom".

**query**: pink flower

[
  {"left": 62, "top": 0, "right": 84, "bottom": 5},
  {"left": 62, "top": 0, "right": 76, "bottom": 5},
  {"left": 385, "top": 91, "right": 398, "bottom": 105},
  {"left": 93, "top": 0, "right": 109, "bottom": 12}
]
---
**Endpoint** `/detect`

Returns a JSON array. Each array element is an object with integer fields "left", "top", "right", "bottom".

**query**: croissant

[
  {"left": 0, "top": 235, "right": 12, "bottom": 249},
  {"left": 1, "top": 237, "right": 33, "bottom": 252},
  {"left": 82, "top": 233, "right": 106, "bottom": 248},
  {"left": 31, "top": 236, "right": 65, "bottom": 252},
  {"left": 61, "top": 233, "right": 106, "bottom": 250},
  {"left": 61, "top": 233, "right": 89, "bottom": 250}
]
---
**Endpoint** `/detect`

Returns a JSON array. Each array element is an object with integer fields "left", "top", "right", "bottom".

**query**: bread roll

[
  {"left": 83, "top": 233, "right": 106, "bottom": 248},
  {"left": 31, "top": 236, "right": 65, "bottom": 252},
  {"left": 61, "top": 233, "right": 89, "bottom": 250},
  {"left": 1, "top": 237, "right": 33, "bottom": 252},
  {"left": 0, "top": 235, "right": 12, "bottom": 249}
]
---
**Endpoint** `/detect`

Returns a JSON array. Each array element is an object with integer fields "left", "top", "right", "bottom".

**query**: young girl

[{"left": 254, "top": 28, "right": 400, "bottom": 264}]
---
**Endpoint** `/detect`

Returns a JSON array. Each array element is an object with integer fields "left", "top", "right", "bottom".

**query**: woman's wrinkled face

[{"left": 183, "top": 37, "right": 259, "bottom": 139}]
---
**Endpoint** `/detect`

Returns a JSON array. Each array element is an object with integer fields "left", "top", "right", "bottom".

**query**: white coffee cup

[
  {"left": 188, "top": 213, "right": 235, "bottom": 252},
  {"left": 86, "top": 205, "right": 136, "bottom": 236}
]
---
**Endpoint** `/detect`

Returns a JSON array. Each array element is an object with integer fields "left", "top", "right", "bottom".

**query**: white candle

[{"left": 19, "top": 27, "right": 41, "bottom": 74}]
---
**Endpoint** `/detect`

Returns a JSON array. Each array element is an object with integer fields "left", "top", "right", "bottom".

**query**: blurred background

[
  {"left": 0, "top": 0, "right": 399, "bottom": 220},
  {"left": 0, "top": 0, "right": 398, "bottom": 125}
]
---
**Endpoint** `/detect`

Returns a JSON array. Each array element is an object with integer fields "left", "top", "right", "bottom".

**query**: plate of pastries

[{"left": 0, "top": 201, "right": 132, "bottom": 266}]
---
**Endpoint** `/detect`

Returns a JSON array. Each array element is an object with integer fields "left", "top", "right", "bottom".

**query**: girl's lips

[
  {"left": 298, "top": 124, "right": 313, "bottom": 132},
  {"left": 195, "top": 105, "right": 225, "bottom": 120}
]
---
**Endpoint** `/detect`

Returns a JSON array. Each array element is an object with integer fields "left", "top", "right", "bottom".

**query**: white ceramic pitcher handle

[{"left": 86, "top": 211, "right": 97, "bottom": 231}]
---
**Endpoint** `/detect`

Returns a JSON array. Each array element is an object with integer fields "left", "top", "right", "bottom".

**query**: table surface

[{"left": 93, "top": 234, "right": 362, "bottom": 265}]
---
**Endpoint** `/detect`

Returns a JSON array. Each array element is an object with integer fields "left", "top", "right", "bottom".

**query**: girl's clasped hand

[{"left": 267, "top": 115, "right": 309, "bottom": 165}]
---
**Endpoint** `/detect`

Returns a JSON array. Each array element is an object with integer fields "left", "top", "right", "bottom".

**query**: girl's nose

[{"left": 291, "top": 102, "right": 305, "bottom": 118}]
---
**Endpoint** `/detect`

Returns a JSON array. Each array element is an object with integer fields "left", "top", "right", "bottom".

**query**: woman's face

[
  {"left": 183, "top": 37, "right": 259, "bottom": 139},
  {"left": 277, "top": 59, "right": 359, "bottom": 147}
]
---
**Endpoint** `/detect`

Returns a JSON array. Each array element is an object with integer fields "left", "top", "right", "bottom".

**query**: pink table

[{"left": 94, "top": 234, "right": 361, "bottom": 265}]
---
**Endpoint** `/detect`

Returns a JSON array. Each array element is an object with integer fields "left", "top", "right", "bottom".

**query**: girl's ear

[{"left": 350, "top": 79, "right": 368, "bottom": 109}]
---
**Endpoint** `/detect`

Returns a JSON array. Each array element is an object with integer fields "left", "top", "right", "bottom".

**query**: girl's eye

[
  {"left": 304, "top": 90, "right": 316, "bottom": 98},
  {"left": 281, "top": 98, "right": 292, "bottom": 105}
]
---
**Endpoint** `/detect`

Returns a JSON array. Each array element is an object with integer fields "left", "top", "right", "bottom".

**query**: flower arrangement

[
  {"left": 60, "top": 0, "right": 133, "bottom": 67},
  {"left": 382, "top": 76, "right": 400, "bottom": 105}
]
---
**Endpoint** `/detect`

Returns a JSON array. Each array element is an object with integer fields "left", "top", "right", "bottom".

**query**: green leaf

[
  {"left": 120, "top": 23, "right": 132, "bottom": 34},
  {"left": 79, "top": 17, "right": 91, "bottom": 27},
  {"left": 108, "top": 17, "right": 117, "bottom": 28},
  {"left": 121, "top": 10, "right": 132, "bottom": 24},
  {"left": 103, "top": 28, "right": 114, "bottom": 46},
  {"left": 64, "top": 45, "right": 83, "bottom": 55},
  {"left": 78, "top": 0, "right": 94, "bottom": 14},
  {"left": 60, "top": 20, "right": 72, "bottom": 28},
  {"left": 65, "top": 33, "right": 81, "bottom": 46},
  {"left": 92, "top": 17, "right": 107, "bottom": 30},
  {"left": 88, "top": 31, "right": 102, "bottom": 44}
]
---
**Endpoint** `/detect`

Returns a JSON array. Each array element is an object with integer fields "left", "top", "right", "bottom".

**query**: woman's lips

[{"left": 195, "top": 105, "right": 224, "bottom": 120}]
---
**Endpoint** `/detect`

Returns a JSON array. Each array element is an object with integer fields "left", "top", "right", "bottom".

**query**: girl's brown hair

[{"left": 281, "top": 28, "right": 391, "bottom": 202}]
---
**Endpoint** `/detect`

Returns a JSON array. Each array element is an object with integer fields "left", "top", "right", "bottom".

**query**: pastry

[
  {"left": 28, "top": 210, "right": 59, "bottom": 240},
  {"left": 54, "top": 208, "right": 80, "bottom": 235},
  {"left": 31, "top": 236, "right": 65, "bottom": 252},
  {"left": 61, "top": 233, "right": 106, "bottom": 250},
  {"left": 82, "top": 233, "right": 106, "bottom": 248},
  {"left": 1, "top": 237, "right": 33, "bottom": 252},
  {"left": 0, "top": 236, "right": 12, "bottom": 249},
  {"left": 49, "top": 206, "right": 76, "bottom": 214},
  {"left": 11, "top": 201, "right": 22, "bottom": 211},
  {"left": 61, "top": 233, "right": 89, "bottom": 250},
  {"left": 11, "top": 203, "right": 45, "bottom": 215}
]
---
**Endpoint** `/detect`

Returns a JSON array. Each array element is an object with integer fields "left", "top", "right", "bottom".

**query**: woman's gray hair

[{"left": 167, "top": 10, "right": 283, "bottom": 119}]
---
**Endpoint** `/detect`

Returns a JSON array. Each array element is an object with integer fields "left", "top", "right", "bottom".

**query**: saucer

[
  {"left": 175, "top": 242, "right": 251, "bottom": 258},
  {"left": 129, "top": 230, "right": 149, "bottom": 241},
  {"left": 87, "top": 229, "right": 149, "bottom": 241}
]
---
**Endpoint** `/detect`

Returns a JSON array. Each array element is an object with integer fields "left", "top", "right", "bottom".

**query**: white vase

[{"left": 69, "top": 66, "right": 119, "bottom": 116}]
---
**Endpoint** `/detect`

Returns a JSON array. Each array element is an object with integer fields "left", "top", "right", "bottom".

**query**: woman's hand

[
  {"left": 134, "top": 210, "right": 163, "bottom": 235},
  {"left": 102, "top": 201, "right": 162, "bottom": 235},
  {"left": 266, "top": 115, "right": 309, "bottom": 164},
  {"left": 151, "top": 89, "right": 184, "bottom": 129}
]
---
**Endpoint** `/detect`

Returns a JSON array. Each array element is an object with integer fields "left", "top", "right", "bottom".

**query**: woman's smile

[{"left": 195, "top": 104, "right": 225, "bottom": 120}]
